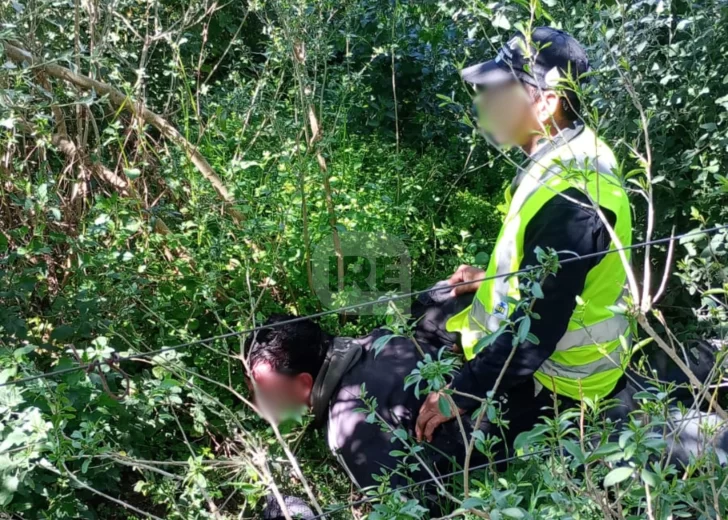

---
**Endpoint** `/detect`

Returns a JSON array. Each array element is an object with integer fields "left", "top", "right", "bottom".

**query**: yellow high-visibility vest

[{"left": 446, "top": 126, "right": 633, "bottom": 401}]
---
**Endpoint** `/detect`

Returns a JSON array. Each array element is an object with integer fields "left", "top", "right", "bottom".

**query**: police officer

[{"left": 416, "top": 27, "right": 633, "bottom": 443}]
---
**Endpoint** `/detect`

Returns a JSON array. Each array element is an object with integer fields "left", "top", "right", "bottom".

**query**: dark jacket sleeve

[{"left": 450, "top": 188, "right": 615, "bottom": 410}]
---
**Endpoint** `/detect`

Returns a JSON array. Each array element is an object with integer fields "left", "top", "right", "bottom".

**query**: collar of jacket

[
  {"left": 310, "top": 336, "right": 363, "bottom": 428},
  {"left": 511, "top": 120, "right": 586, "bottom": 195}
]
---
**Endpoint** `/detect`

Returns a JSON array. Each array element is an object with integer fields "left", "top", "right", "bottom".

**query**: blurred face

[
  {"left": 475, "top": 81, "right": 538, "bottom": 146},
  {"left": 249, "top": 362, "right": 313, "bottom": 422}
]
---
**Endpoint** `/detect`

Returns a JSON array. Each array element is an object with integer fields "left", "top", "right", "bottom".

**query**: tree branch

[{"left": 2, "top": 41, "right": 243, "bottom": 223}]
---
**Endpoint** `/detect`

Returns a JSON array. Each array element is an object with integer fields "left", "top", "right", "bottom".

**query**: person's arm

[
  {"left": 417, "top": 189, "right": 616, "bottom": 441},
  {"left": 449, "top": 188, "right": 614, "bottom": 410}
]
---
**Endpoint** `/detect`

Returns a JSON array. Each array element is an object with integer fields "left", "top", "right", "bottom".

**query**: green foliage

[
  {"left": 560, "top": 0, "right": 728, "bottom": 333},
  {"left": 0, "top": 0, "right": 727, "bottom": 517},
  {"left": 404, "top": 347, "right": 460, "bottom": 398}
]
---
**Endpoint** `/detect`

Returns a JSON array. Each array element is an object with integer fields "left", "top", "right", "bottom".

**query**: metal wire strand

[{"left": 1, "top": 223, "right": 726, "bottom": 390}]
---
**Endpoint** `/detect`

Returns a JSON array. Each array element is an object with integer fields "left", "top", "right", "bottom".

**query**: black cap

[{"left": 461, "top": 27, "right": 589, "bottom": 90}]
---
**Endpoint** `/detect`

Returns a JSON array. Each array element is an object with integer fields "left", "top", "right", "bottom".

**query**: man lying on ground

[
  {"left": 246, "top": 293, "right": 473, "bottom": 491},
  {"left": 248, "top": 288, "right": 728, "bottom": 511}
]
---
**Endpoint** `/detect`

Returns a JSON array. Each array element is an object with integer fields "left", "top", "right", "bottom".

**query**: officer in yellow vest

[{"left": 416, "top": 27, "right": 633, "bottom": 443}]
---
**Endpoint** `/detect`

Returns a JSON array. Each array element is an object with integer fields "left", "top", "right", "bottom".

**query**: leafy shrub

[{"left": 0, "top": 0, "right": 727, "bottom": 518}]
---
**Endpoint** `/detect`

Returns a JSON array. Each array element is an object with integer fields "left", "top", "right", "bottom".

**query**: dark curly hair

[{"left": 246, "top": 314, "right": 331, "bottom": 379}]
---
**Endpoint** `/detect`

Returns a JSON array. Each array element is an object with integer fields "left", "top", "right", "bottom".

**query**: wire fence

[
  {"left": 3, "top": 224, "right": 728, "bottom": 518},
  {"left": 2, "top": 223, "right": 727, "bottom": 390}
]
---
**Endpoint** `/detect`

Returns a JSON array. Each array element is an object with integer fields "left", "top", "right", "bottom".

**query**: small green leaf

[
  {"left": 491, "top": 12, "right": 511, "bottom": 30},
  {"left": 501, "top": 508, "right": 525, "bottom": 519},
  {"left": 604, "top": 466, "right": 634, "bottom": 487},
  {"left": 525, "top": 333, "right": 540, "bottom": 345},
  {"left": 641, "top": 468, "right": 659, "bottom": 487},
  {"left": 473, "top": 323, "right": 506, "bottom": 355},
  {"left": 124, "top": 168, "right": 141, "bottom": 179},
  {"left": 561, "top": 439, "right": 585, "bottom": 464},
  {"left": 0, "top": 368, "right": 17, "bottom": 385},
  {"left": 531, "top": 282, "right": 544, "bottom": 299},
  {"left": 13, "top": 345, "right": 36, "bottom": 359},
  {"left": 486, "top": 403, "right": 497, "bottom": 422},
  {"left": 2, "top": 475, "right": 19, "bottom": 493},
  {"left": 517, "top": 316, "right": 531, "bottom": 343},
  {"left": 436, "top": 93, "right": 454, "bottom": 104},
  {"left": 633, "top": 391, "right": 657, "bottom": 401},
  {"left": 238, "top": 160, "right": 260, "bottom": 169},
  {"left": 438, "top": 395, "right": 452, "bottom": 417},
  {"left": 587, "top": 442, "right": 621, "bottom": 462},
  {"left": 461, "top": 497, "right": 486, "bottom": 509},
  {"left": 619, "top": 430, "right": 634, "bottom": 449},
  {"left": 392, "top": 428, "right": 408, "bottom": 442},
  {"left": 513, "top": 423, "right": 550, "bottom": 450},
  {"left": 372, "top": 334, "right": 398, "bottom": 357},
  {"left": 474, "top": 251, "right": 490, "bottom": 265}
]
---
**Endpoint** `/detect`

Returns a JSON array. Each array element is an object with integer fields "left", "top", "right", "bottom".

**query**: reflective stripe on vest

[
  {"left": 534, "top": 336, "right": 629, "bottom": 399},
  {"left": 539, "top": 345, "right": 622, "bottom": 380},
  {"left": 467, "top": 306, "right": 629, "bottom": 353},
  {"left": 446, "top": 126, "right": 633, "bottom": 401},
  {"left": 555, "top": 313, "right": 628, "bottom": 352}
]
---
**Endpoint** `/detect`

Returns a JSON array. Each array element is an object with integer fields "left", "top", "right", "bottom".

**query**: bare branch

[
  {"left": 653, "top": 225, "right": 677, "bottom": 304},
  {"left": 41, "top": 462, "right": 165, "bottom": 520},
  {"left": 3, "top": 42, "right": 244, "bottom": 223}
]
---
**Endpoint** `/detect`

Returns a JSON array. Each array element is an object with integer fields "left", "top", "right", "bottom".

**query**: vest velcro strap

[
  {"left": 537, "top": 347, "right": 622, "bottom": 380},
  {"left": 555, "top": 314, "right": 629, "bottom": 352}
]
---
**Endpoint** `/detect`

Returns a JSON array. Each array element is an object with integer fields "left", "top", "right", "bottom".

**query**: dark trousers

[
  {"left": 408, "top": 284, "right": 726, "bottom": 515},
  {"left": 427, "top": 378, "right": 568, "bottom": 471},
  {"left": 410, "top": 290, "right": 565, "bottom": 468}
]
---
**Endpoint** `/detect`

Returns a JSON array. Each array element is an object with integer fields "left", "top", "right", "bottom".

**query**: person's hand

[
  {"left": 448, "top": 265, "right": 486, "bottom": 297},
  {"left": 415, "top": 391, "right": 462, "bottom": 443}
]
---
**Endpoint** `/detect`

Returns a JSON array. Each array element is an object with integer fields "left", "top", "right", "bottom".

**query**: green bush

[{"left": 1, "top": 0, "right": 727, "bottom": 517}]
